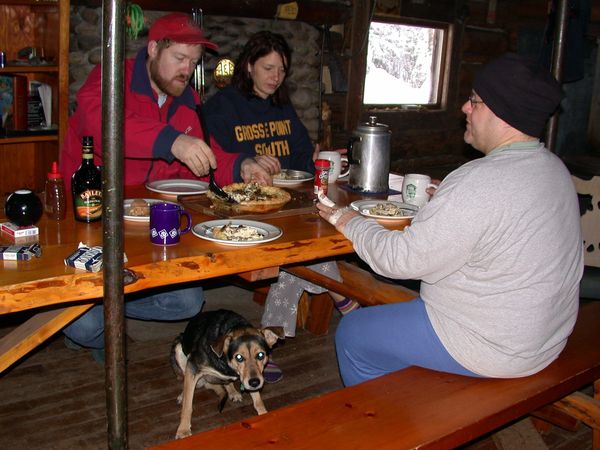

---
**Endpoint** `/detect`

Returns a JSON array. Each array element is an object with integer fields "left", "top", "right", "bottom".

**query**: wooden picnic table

[{"left": 0, "top": 180, "right": 408, "bottom": 372}]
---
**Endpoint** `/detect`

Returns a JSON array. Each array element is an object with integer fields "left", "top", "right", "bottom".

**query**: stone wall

[{"left": 68, "top": 7, "right": 322, "bottom": 140}]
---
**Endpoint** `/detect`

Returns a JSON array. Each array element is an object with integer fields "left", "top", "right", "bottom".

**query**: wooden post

[{"left": 320, "top": 101, "right": 333, "bottom": 151}]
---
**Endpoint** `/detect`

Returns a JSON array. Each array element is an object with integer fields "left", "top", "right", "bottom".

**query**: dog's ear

[
  {"left": 261, "top": 326, "right": 285, "bottom": 347},
  {"left": 210, "top": 334, "right": 230, "bottom": 357}
]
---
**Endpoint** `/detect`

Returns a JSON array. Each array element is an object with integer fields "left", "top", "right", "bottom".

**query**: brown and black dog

[{"left": 171, "top": 309, "right": 284, "bottom": 439}]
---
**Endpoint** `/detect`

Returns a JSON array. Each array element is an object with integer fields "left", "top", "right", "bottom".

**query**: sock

[
  {"left": 264, "top": 360, "right": 283, "bottom": 383},
  {"left": 334, "top": 297, "right": 360, "bottom": 315}
]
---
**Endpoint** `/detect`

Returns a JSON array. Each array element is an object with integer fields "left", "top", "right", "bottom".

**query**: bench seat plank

[
  {"left": 286, "top": 261, "right": 419, "bottom": 307},
  {"left": 151, "top": 302, "right": 600, "bottom": 450},
  {"left": 0, "top": 304, "right": 94, "bottom": 372}
]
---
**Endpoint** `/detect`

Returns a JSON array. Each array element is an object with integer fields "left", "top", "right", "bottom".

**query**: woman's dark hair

[{"left": 231, "top": 31, "right": 292, "bottom": 105}]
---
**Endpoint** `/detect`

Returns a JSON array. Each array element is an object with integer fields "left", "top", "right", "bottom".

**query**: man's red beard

[{"left": 149, "top": 57, "right": 189, "bottom": 97}]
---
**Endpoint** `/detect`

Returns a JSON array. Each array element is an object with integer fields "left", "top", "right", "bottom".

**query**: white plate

[
  {"left": 123, "top": 198, "right": 177, "bottom": 222},
  {"left": 145, "top": 179, "right": 209, "bottom": 196},
  {"left": 272, "top": 169, "right": 314, "bottom": 186},
  {"left": 192, "top": 220, "right": 283, "bottom": 246},
  {"left": 350, "top": 200, "right": 418, "bottom": 220}
]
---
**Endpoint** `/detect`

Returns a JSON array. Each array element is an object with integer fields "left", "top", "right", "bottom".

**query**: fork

[
  {"left": 198, "top": 105, "right": 237, "bottom": 203},
  {"left": 208, "top": 167, "right": 236, "bottom": 203}
]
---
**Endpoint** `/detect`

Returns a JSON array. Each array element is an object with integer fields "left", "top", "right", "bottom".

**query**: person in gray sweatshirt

[{"left": 317, "top": 53, "right": 583, "bottom": 386}]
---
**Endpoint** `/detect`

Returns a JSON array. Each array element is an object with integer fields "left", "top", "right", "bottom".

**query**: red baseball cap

[{"left": 148, "top": 13, "right": 218, "bottom": 50}]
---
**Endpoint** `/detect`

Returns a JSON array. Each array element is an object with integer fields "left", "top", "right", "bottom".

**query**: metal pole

[
  {"left": 545, "top": 0, "right": 569, "bottom": 153},
  {"left": 102, "top": 0, "right": 127, "bottom": 448},
  {"left": 192, "top": 8, "right": 205, "bottom": 97}
]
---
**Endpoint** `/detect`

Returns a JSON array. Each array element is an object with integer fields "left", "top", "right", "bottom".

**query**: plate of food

[
  {"left": 124, "top": 198, "right": 177, "bottom": 222},
  {"left": 192, "top": 219, "right": 283, "bottom": 246},
  {"left": 145, "top": 179, "right": 209, "bottom": 196},
  {"left": 272, "top": 169, "right": 314, "bottom": 186},
  {"left": 206, "top": 182, "right": 292, "bottom": 213},
  {"left": 350, "top": 200, "right": 418, "bottom": 220}
]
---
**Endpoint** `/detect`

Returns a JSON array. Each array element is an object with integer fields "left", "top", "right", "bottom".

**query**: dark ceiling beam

[{"left": 71, "top": 0, "right": 352, "bottom": 25}]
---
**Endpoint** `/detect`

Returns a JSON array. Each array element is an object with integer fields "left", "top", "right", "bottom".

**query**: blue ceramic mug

[{"left": 149, "top": 203, "right": 192, "bottom": 246}]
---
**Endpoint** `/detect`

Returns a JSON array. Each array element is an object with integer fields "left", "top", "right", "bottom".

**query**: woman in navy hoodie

[
  {"left": 203, "top": 31, "right": 359, "bottom": 383},
  {"left": 202, "top": 31, "right": 314, "bottom": 180}
]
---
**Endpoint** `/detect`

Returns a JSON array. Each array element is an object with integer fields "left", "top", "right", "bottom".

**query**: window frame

[{"left": 362, "top": 15, "right": 453, "bottom": 112}]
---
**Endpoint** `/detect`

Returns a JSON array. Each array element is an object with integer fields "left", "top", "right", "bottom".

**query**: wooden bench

[
  {"left": 0, "top": 304, "right": 94, "bottom": 372},
  {"left": 150, "top": 301, "right": 600, "bottom": 449},
  {"left": 246, "top": 260, "right": 419, "bottom": 335}
]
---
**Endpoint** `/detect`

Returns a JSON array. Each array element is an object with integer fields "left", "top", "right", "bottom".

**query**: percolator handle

[{"left": 347, "top": 136, "right": 360, "bottom": 165}]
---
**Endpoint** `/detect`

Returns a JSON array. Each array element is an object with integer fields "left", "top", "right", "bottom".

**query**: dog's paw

[
  {"left": 229, "top": 391, "right": 243, "bottom": 403},
  {"left": 257, "top": 407, "right": 267, "bottom": 415},
  {"left": 175, "top": 428, "right": 192, "bottom": 440}
]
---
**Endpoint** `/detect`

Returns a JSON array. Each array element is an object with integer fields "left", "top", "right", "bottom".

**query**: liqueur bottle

[{"left": 71, "top": 136, "right": 102, "bottom": 222}]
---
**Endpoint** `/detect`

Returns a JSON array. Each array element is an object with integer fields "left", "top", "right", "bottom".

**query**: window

[{"left": 363, "top": 19, "right": 450, "bottom": 107}]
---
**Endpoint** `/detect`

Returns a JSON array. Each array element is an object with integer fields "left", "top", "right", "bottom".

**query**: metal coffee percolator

[{"left": 348, "top": 116, "right": 391, "bottom": 193}]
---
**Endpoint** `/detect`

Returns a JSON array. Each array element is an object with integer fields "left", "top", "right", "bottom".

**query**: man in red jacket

[
  {"left": 61, "top": 13, "right": 269, "bottom": 190},
  {"left": 61, "top": 13, "right": 268, "bottom": 363}
]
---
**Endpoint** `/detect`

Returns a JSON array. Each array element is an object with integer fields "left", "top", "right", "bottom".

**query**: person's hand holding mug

[{"left": 427, "top": 179, "right": 441, "bottom": 197}]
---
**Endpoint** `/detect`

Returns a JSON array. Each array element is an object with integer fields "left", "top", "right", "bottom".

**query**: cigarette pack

[
  {"left": 1, "top": 222, "right": 39, "bottom": 237},
  {"left": 64, "top": 243, "right": 128, "bottom": 272},
  {"left": 0, "top": 243, "right": 42, "bottom": 261},
  {"left": 9, "top": 234, "right": 39, "bottom": 245},
  {"left": 64, "top": 245, "right": 103, "bottom": 272}
]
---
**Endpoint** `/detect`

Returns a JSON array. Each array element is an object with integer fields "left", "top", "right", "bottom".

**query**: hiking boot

[{"left": 64, "top": 337, "right": 105, "bottom": 366}]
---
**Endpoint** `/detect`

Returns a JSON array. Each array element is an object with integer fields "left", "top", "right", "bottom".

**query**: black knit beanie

[{"left": 473, "top": 53, "right": 562, "bottom": 138}]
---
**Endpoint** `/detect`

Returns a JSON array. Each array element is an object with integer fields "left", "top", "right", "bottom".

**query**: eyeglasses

[{"left": 468, "top": 94, "right": 484, "bottom": 107}]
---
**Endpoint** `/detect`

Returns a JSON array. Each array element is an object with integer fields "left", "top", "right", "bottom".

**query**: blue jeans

[
  {"left": 63, "top": 284, "right": 204, "bottom": 348},
  {"left": 335, "top": 297, "right": 480, "bottom": 386}
]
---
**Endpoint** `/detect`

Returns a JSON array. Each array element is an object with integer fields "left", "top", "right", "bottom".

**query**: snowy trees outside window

[{"left": 363, "top": 21, "right": 446, "bottom": 106}]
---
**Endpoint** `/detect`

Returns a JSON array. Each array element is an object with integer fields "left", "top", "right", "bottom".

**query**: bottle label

[
  {"left": 82, "top": 145, "right": 94, "bottom": 159},
  {"left": 74, "top": 189, "right": 102, "bottom": 219},
  {"left": 314, "top": 159, "right": 330, "bottom": 195}
]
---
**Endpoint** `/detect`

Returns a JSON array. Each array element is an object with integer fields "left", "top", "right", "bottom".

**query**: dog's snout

[{"left": 248, "top": 378, "right": 261, "bottom": 389}]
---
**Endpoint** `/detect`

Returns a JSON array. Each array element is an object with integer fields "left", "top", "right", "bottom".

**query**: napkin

[{"left": 388, "top": 173, "right": 404, "bottom": 202}]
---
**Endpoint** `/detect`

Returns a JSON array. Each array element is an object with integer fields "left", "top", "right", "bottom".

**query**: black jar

[{"left": 5, "top": 189, "right": 43, "bottom": 227}]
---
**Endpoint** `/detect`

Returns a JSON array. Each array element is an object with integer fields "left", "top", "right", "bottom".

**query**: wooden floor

[{"left": 0, "top": 284, "right": 593, "bottom": 449}]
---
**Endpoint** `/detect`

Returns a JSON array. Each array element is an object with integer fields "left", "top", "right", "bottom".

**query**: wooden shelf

[
  {"left": 72, "top": 0, "right": 351, "bottom": 25},
  {"left": 1, "top": 0, "right": 58, "bottom": 5},
  {"left": 0, "top": 0, "right": 69, "bottom": 194},
  {"left": 0, "top": 65, "right": 59, "bottom": 74},
  {"left": 0, "top": 134, "right": 58, "bottom": 145}
]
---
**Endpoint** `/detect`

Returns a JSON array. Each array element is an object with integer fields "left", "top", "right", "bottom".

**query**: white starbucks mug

[
  {"left": 318, "top": 151, "right": 349, "bottom": 182},
  {"left": 402, "top": 173, "right": 437, "bottom": 207}
]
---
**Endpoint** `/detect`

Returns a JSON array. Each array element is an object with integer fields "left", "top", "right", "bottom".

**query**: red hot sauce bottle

[
  {"left": 44, "top": 161, "right": 67, "bottom": 220},
  {"left": 314, "top": 159, "right": 331, "bottom": 195}
]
